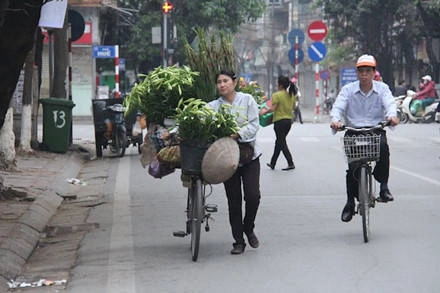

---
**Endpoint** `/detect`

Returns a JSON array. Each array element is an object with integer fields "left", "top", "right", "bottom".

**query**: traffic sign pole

[
  {"left": 114, "top": 45, "right": 119, "bottom": 98},
  {"left": 295, "top": 35, "right": 299, "bottom": 80},
  {"left": 307, "top": 21, "right": 327, "bottom": 121},
  {"left": 315, "top": 62, "right": 320, "bottom": 117}
]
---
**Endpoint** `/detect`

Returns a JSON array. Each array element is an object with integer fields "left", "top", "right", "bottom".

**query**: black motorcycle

[{"left": 92, "top": 101, "right": 127, "bottom": 158}]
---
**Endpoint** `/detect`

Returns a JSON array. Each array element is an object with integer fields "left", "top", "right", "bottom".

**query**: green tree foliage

[
  {"left": 314, "top": 0, "right": 440, "bottom": 83},
  {"left": 113, "top": 0, "right": 266, "bottom": 73}
]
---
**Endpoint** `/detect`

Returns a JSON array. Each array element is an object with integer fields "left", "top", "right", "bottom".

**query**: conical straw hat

[{"left": 202, "top": 137, "right": 239, "bottom": 184}]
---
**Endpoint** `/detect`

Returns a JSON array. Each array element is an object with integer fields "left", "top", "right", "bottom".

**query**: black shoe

[
  {"left": 341, "top": 203, "right": 355, "bottom": 222},
  {"left": 282, "top": 164, "right": 295, "bottom": 171},
  {"left": 379, "top": 189, "right": 394, "bottom": 202},
  {"left": 230, "top": 243, "right": 245, "bottom": 255},
  {"left": 246, "top": 232, "right": 259, "bottom": 249},
  {"left": 266, "top": 163, "right": 275, "bottom": 170}
]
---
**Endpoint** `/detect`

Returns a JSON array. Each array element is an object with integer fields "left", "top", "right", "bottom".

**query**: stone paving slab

[{"left": 0, "top": 146, "right": 91, "bottom": 290}]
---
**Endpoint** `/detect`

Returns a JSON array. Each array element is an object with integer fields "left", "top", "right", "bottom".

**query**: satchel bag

[{"left": 238, "top": 142, "right": 254, "bottom": 165}]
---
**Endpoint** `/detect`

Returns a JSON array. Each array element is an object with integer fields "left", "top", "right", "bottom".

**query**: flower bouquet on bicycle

[{"left": 172, "top": 98, "right": 241, "bottom": 261}]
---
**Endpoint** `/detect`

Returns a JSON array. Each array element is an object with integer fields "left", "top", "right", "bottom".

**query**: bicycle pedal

[
  {"left": 173, "top": 231, "right": 187, "bottom": 237},
  {"left": 205, "top": 204, "right": 218, "bottom": 213}
]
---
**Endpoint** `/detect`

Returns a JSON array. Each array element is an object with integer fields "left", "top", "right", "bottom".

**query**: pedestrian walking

[
  {"left": 260, "top": 76, "right": 297, "bottom": 171},
  {"left": 207, "top": 70, "right": 261, "bottom": 255}
]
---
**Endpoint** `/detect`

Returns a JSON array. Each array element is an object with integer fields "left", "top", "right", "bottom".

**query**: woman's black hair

[
  {"left": 216, "top": 70, "right": 237, "bottom": 80},
  {"left": 278, "top": 76, "right": 297, "bottom": 97}
]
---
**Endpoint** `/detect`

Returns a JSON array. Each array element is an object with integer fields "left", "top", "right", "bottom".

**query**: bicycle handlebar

[{"left": 336, "top": 120, "right": 391, "bottom": 132}]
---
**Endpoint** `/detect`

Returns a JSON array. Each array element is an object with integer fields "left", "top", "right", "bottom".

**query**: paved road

[{"left": 63, "top": 122, "right": 440, "bottom": 293}]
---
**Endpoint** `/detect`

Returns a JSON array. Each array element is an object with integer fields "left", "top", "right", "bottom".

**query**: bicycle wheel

[
  {"left": 114, "top": 127, "right": 127, "bottom": 157},
  {"left": 358, "top": 166, "right": 370, "bottom": 242},
  {"left": 190, "top": 178, "right": 203, "bottom": 261}
]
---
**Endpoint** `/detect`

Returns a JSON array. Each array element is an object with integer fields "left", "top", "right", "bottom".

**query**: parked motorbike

[
  {"left": 395, "top": 90, "right": 439, "bottom": 124},
  {"left": 322, "top": 95, "right": 335, "bottom": 114},
  {"left": 101, "top": 103, "right": 127, "bottom": 157}
]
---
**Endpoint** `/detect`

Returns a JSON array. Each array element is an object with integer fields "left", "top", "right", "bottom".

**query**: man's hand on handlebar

[
  {"left": 387, "top": 116, "right": 400, "bottom": 126},
  {"left": 330, "top": 121, "right": 343, "bottom": 130}
]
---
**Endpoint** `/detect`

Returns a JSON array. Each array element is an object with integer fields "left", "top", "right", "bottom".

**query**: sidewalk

[{"left": 0, "top": 144, "right": 92, "bottom": 291}]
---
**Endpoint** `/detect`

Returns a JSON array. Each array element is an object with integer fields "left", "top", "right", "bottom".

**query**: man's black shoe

[
  {"left": 266, "top": 163, "right": 275, "bottom": 170},
  {"left": 341, "top": 203, "right": 355, "bottom": 222},
  {"left": 230, "top": 243, "right": 245, "bottom": 255},
  {"left": 246, "top": 232, "right": 259, "bottom": 248},
  {"left": 379, "top": 189, "right": 394, "bottom": 202}
]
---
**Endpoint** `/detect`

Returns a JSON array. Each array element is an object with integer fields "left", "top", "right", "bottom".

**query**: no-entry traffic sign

[{"left": 307, "top": 20, "right": 327, "bottom": 41}]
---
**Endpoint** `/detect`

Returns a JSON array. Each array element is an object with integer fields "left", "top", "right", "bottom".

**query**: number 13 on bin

[{"left": 52, "top": 110, "right": 66, "bottom": 128}]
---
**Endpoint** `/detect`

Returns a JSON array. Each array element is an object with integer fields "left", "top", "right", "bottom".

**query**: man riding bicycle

[{"left": 330, "top": 54, "right": 399, "bottom": 222}]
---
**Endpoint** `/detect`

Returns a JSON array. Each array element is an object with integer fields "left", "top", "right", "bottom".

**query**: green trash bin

[{"left": 40, "top": 98, "right": 75, "bottom": 153}]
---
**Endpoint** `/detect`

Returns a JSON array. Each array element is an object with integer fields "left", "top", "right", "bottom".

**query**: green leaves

[
  {"left": 184, "top": 28, "right": 237, "bottom": 102},
  {"left": 123, "top": 65, "right": 199, "bottom": 124},
  {"left": 174, "top": 98, "right": 240, "bottom": 142}
]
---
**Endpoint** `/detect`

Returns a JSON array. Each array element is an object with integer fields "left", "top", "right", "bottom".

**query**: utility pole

[{"left": 161, "top": 1, "right": 174, "bottom": 67}]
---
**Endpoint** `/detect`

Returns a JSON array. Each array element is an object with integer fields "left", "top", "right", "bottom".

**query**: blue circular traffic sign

[
  {"left": 288, "top": 48, "right": 304, "bottom": 64},
  {"left": 308, "top": 42, "right": 326, "bottom": 62},
  {"left": 288, "top": 29, "right": 305, "bottom": 45}
]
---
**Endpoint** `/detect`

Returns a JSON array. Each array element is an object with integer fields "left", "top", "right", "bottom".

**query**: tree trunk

[
  {"left": 0, "top": 107, "right": 16, "bottom": 170},
  {"left": 19, "top": 47, "right": 35, "bottom": 153},
  {"left": 0, "top": 0, "right": 43, "bottom": 169}
]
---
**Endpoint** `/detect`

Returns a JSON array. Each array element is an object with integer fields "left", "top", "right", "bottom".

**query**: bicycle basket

[
  {"left": 342, "top": 133, "right": 381, "bottom": 163},
  {"left": 179, "top": 140, "right": 210, "bottom": 175}
]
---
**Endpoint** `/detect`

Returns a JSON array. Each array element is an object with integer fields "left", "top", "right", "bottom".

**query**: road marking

[
  {"left": 392, "top": 165, "right": 440, "bottom": 187},
  {"left": 107, "top": 158, "right": 136, "bottom": 292},
  {"left": 300, "top": 137, "right": 320, "bottom": 142}
]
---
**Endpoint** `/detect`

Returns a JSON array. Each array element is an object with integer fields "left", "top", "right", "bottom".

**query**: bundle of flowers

[{"left": 238, "top": 78, "right": 267, "bottom": 104}]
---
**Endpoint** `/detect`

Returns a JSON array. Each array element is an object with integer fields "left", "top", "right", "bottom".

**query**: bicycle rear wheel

[
  {"left": 358, "top": 166, "right": 370, "bottom": 242},
  {"left": 190, "top": 178, "right": 203, "bottom": 261},
  {"left": 114, "top": 127, "right": 127, "bottom": 157}
]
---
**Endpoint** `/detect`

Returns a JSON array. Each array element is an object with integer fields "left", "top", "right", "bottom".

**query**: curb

[{"left": 0, "top": 149, "right": 87, "bottom": 291}]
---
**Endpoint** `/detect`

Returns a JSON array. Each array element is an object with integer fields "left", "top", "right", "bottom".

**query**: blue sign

[
  {"left": 93, "top": 46, "right": 116, "bottom": 58},
  {"left": 320, "top": 69, "right": 330, "bottom": 80},
  {"left": 240, "top": 73, "right": 253, "bottom": 83},
  {"left": 119, "top": 58, "right": 126, "bottom": 71},
  {"left": 340, "top": 67, "right": 358, "bottom": 87},
  {"left": 288, "top": 29, "right": 305, "bottom": 45},
  {"left": 308, "top": 42, "right": 326, "bottom": 62},
  {"left": 288, "top": 48, "right": 304, "bottom": 64}
]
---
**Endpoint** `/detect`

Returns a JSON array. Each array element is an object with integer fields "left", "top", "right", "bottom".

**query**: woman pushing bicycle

[
  {"left": 208, "top": 70, "right": 262, "bottom": 255},
  {"left": 330, "top": 54, "right": 399, "bottom": 223}
]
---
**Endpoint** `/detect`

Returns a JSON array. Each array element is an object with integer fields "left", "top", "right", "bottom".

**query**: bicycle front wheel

[
  {"left": 358, "top": 166, "right": 370, "bottom": 243},
  {"left": 190, "top": 178, "right": 204, "bottom": 261}
]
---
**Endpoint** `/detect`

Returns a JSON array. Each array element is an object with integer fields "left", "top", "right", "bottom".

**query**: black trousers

[
  {"left": 345, "top": 130, "right": 390, "bottom": 202},
  {"left": 223, "top": 158, "right": 261, "bottom": 245},
  {"left": 270, "top": 119, "right": 294, "bottom": 166}
]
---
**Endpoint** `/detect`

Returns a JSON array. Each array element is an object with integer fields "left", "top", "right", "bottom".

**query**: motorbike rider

[
  {"left": 330, "top": 54, "right": 399, "bottom": 222},
  {"left": 290, "top": 77, "right": 303, "bottom": 124},
  {"left": 374, "top": 70, "right": 382, "bottom": 82},
  {"left": 414, "top": 75, "right": 436, "bottom": 117}
]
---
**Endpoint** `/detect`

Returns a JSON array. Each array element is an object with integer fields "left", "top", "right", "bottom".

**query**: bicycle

[
  {"left": 337, "top": 121, "right": 390, "bottom": 242},
  {"left": 173, "top": 140, "right": 217, "bottom": 261}
]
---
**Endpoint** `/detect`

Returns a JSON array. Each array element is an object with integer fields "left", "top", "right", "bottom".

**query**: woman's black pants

[
  {"left": 223, "top": 158, "right": 261, "bottom": 245},
  {"left": 270, "top": 119, "right": 294, "bottom": 166}
]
